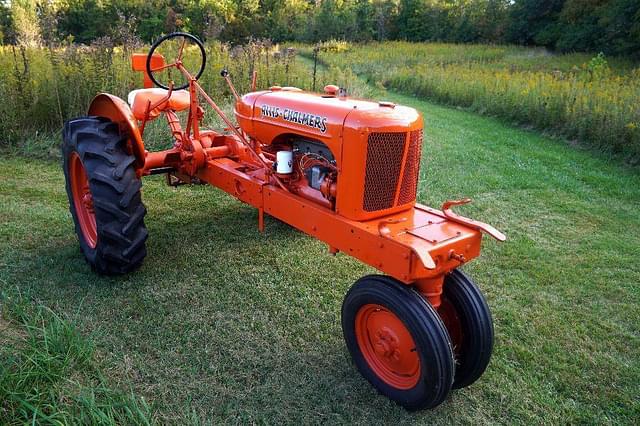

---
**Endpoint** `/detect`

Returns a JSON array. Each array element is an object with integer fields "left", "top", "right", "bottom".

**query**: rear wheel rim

[
  {"left": 69, "top": 153, "right": 97, "bottom": 248},
  {"left": 355, "top": 303, "right": 420, "bottom": 389}
]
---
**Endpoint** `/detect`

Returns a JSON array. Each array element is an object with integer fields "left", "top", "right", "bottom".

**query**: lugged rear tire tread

[{"left": 62, "top": 116, "right": 148, "bottom": 275}]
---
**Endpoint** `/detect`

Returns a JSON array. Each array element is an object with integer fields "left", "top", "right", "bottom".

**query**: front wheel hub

[
  {"left": 373, "top": 327, "right": 401, "bottom": 360},
  {"left": 355, "top": 304, "right": 420, "bottom": 389}
]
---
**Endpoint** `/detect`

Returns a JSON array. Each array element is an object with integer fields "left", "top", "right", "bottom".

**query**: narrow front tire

[
  {"left": 342, "top": 275, "right": 455, "bottom": 410},
  {"left": 438, "top": 269, "right": 494, "bottom": 389}
]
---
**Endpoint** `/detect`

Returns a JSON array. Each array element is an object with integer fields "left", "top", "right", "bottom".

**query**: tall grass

[
  {"left": 0, "top": 39, "right": 369, "bottom": 158},
  {"left": 308, "top": 42, "right": 640, "bottom": 163},
  {"left": 6, "top": 39, "right": 635, "bottom": 163},
  {"left": 0, "top": 291, "right": 152, "bottom": 424},
  {"left": 0, "top": 41, "right": 304, "bottom": 142}
]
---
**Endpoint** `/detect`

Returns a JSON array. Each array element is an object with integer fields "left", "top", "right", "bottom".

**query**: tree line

[{"left": 2, "top": 1, "right": 639, "bottom": 57}]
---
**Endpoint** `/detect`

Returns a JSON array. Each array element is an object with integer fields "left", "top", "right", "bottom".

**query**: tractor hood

[{"left": 234, "top": 88, "right": 421, "bottom": 146}]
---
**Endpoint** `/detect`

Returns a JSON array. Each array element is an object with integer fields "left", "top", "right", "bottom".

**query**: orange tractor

[{"left": 62, "top": 33, "right": 505, "bottom": 410}]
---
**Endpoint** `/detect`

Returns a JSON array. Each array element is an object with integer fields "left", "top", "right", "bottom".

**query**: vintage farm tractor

[{"left": 62, "top": 33, "right": 505, "bottom": 410}]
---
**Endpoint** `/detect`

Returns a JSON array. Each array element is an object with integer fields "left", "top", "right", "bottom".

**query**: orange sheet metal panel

[
  {"left": 337, "top": 102, "right": 422, "bottom": 221},
  {"left": 131, "top": 53, "right": 165, "bottom": 89},
  {"left": 236, "top": 90, "right": 353, "bottom": 165},
  {"left": 88, "top": 94, "right": 146, "bottom": 169},
  {"left": 234, "top": 91, "right": 424, "bottom": 222},
  {"left": 347, "top": 203, "right": 482, "bottom": 280}
]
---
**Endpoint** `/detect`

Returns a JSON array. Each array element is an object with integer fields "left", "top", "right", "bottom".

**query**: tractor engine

[{"left": 235, "top": 86, "right": 423, "bottom": 221}]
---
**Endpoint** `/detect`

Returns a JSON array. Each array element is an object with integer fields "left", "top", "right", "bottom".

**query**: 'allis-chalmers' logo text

[{"left": 260, "top": 104, "right": 328, "bottom": 133}]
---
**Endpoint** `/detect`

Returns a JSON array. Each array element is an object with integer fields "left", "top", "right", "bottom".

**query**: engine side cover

[{"left": 235, "top": 88, "right": 423, "bottom": 220}]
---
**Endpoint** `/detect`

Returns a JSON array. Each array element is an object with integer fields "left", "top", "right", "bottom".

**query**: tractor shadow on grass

[
  {"left": 2, "top": 196, "right": 317, "bottom": 315},
  {"left": 5, "top": 191, "right": 414, "bottom": 421},
  {"left": 1, "top": 184, "right": 477, "bottom": 423}
]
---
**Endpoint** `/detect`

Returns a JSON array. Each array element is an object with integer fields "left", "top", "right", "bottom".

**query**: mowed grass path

[{"left": 1, "top": 92, "right": 639, "bottom": 423}]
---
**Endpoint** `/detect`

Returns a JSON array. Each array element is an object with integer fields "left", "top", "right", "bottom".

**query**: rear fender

[{"left": 88, "top": 93, "right": 145, "bottom": 169}]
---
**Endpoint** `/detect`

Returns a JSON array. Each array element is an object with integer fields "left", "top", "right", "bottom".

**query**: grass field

[
  {"left": 308, "top": 42, "right": 640, "bottom": 163},
  {"left": 1, "top": 299, "right": 151, "bottom": 423},
  {"left": 1, "top": 82, "right": 639, "bottom": 423}
]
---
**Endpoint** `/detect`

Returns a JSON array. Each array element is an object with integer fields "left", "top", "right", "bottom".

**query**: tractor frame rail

[{"left": 190, "top": 154, "right": 491, "bottom": 307}]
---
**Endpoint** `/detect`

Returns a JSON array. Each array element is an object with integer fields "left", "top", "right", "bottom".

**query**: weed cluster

[{"left": 0, "top": 292, "right": 152, "bottom": 424}]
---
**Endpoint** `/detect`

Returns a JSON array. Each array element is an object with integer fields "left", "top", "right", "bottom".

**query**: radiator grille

[
  {"left": 363, "top": 132, "right": 407, "bottom": 212},
  {"left": 398, "top": 129, "right": 423, "bottom": 205}
]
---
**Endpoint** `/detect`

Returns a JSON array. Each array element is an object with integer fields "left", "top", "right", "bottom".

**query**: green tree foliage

[
  {"left": 507, "top": 0, "right": 565, "bottom": 47},
  {"left": 554, "top": 0, "right": 640, "bottom": 56},
  {"left": 395, "top": 1, "right": 511, "bottom": 43},
  {"left": 0, "top": 0, "right": 637, "bottom": 57}
]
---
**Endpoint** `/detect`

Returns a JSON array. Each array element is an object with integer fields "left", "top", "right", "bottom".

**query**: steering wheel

[{"left": 146, "top": 32, "right": 207, "bottom": 91}]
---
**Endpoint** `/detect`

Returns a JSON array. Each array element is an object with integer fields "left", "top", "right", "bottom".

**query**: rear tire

[
  {"left": 342, "top": 275, "right": 455, "bottom": 410},
  {"left": 62, "top": 116, "right": 148, "bottom": 275},
  {"left": 438, "top": 269, "right": 494, "bottom": 389}
]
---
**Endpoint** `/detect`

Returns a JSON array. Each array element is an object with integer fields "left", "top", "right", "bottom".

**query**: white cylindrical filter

[{"left": 276, "top": 151, "right": 293, "bottom": 174}]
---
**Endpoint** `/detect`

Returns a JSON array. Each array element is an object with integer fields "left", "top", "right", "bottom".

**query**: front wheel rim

[
  {"left": 438, "top": 297, "right": 464, "bottom": 356},
  {"left": 69, "top": 153, "right": 97, "bottom": 248},
  {"left": 355, "top": 303, "right": 421, "bottom": 389}
]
